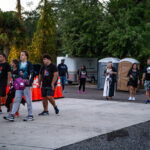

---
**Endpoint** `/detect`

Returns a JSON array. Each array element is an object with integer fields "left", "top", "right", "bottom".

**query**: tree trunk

[
  {"left": 3, "top": 45, "right": 10, "bottom": 58},
  {"left": 16, "top": 0, "right": 22, "bottom": 20}
]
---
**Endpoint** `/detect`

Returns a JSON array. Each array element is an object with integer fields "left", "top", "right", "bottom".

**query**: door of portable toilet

[
  {"left": 117, "top": 58, "right": 140, "bottom": 91},
  {"left": 98, "top": 57, "right": 120, "bottom": 90}
]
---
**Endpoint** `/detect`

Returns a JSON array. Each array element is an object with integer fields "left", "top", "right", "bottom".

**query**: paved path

[{"left": 0, "top": 98, "right": 150, "bottom": 150}]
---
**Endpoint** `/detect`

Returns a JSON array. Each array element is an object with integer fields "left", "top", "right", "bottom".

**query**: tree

[
  {"left": 0, "top": 10, "right": 26, "bottom": 56},
  {"left": 16, "top": 0, "right": 22, "bottom": 19},
  {"left": 23, "top": 10, "right": 40, "bottom": 45},
  {"left": 30, "top": 0, "right": 56, "bottom": 63},
  {"left": 56, "top": 0, "right": 104, "bottom": 57},
  {"left": 100, "top": 0, "right": 150, "bottom": 62}
]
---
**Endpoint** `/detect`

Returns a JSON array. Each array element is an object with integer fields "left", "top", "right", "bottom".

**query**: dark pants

[
  {"left": 79, "top": 78, "right": 86, "bottom": 92},
  {"left": 5, "top": 88, "right": 26, "bottom": 110}
]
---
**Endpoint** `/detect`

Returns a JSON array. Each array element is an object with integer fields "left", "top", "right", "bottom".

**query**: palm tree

[{"left": 16, "top": 0, "right": 21, "bottom": 19}]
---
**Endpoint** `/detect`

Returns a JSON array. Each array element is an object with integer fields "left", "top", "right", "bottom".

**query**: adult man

[
  {"left": 0, "top": 53, "right": 11, "bottom": 114},
  {"left": 142, "top": 58, "right": 150, "bottom": 103},
  {"left": 57, "top": 59, "right": 69, "bottom": 93},
  {"left": 38, "top": 54, "right": 59, "bottom": 116},
  {"left": 4, "top": 50, "right": 34, "bottom": 121}
]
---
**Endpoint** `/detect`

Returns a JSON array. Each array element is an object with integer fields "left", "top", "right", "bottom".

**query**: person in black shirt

[
  {"left": 127, "top": 63, "right": 140, "bottom": 101},
  {"left": 78, "top": 65, "right": 87, "bottom": 94},
  {"left": 142, "top": 58, "right": 150, "bottom": 103},
  {"left": 0, "top": 53, "right": 11, "bottom": 114},
  {"left": 38, "top": 54, "right": 59, "bottom": 116},
  {"left": 57, "top": 59, "right": 69, "bottom": 93}
]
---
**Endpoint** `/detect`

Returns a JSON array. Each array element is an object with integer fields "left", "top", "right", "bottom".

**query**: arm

[
  {"left": 66, "top": 65, "right": 69, "bottom": 78},
  {"left": 38, "top": 74, "right": 42, "bottom": 88},
  {"left": 51, "top": 72, "right": 58, "bottom": 90},
  {"left": 7, "top": 72, "right": 11, "bottom": 86},
  {"left": 142, "top": 73, "right": 145, "bottom": 86}
]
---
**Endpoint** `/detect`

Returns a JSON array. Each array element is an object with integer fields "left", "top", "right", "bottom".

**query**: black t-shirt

[
  {"left": 144, "top": 65, "right": 150, "bottom": 81},
  {"left": 0, "top": 62, "right": 11, "bottom": 87},
  {"left": 40, "top": 63, "right": 58, "bottom": 87},
  {"left": 78, "top": 69, "right": 87, "bottom": 79},
  {"left": 58, "top": 63, "right": 68, "bottom": 76},
  {"left": 128, "top": 69, "right": 139, "bottom": 81}
]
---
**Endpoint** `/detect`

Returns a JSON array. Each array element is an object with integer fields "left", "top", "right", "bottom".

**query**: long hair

[
  {"left": 81, "top": 65, "right": 86, "bottom": 70},
  {"left": 12, "top": 59, "right": 19, "bottom": 69},
  {"left": 107, "top": 61, "right": 113, "bottom": 69},
  {"left": 131, "top": 63, "right": 139, "bottom": 71}
]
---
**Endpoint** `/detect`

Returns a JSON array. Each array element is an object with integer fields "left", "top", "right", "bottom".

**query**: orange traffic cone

[{"left": 54, "top": 77, "right": 63, "bottom": 99}]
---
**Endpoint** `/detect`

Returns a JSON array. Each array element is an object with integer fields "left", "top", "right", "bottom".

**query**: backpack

[{"left": 13, "top": 77, "right": 26, "bottom": 90}]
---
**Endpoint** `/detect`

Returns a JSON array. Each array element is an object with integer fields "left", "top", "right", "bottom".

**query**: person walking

[
  {"left": 78, "top": 65, "right": 87, "bottom": 94},
  {"left": 103, "top": 62, "right": 117, "bottom": 100},
  {"left": 57, "top": 59, "right": 69, "bottom": 93},
  {"left": 127, "top": 63, "right": 140, "bottom": 101},
  {"left": 4, "top": 50, "right": 34, "bottom": 121},
  {"left": 142, "top": 58, "right": 150, "bottom": 104},
  {"left": 38, "top": 54, "right": 59, "bottom": 116},
  {"left": 0, "top": 53, "right": 11, "bottom": 114},
  {"left": 5, "top": 59, "right": 25, "bottom": 115}
]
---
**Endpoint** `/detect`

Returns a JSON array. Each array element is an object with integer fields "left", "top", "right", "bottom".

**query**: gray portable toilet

[{"left": 98, "top": 57, "right": 120, "bottom": 90}]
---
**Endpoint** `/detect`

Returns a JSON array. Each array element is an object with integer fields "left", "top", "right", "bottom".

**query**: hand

[
  {"left": 138, "top": 80, "right": 140, "bottom": 85},
  {"left": 38, "top": 83, "right": 41, "bottom": 88},
  {"left": 130, "top": 75, "right": 133, "bottom": 78},
  {"left": 7, "top": 82, "right": 11, "bottom": 87},
  {"left": 110, "top": 72, "right": 113, "bottom": 74},
  {"left": 51, "top": 84, "right": 55, "bottom": 91}
]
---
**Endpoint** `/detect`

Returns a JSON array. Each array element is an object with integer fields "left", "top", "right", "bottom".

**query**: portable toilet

[
  {"left": 117, "top": 58, "right": 140, "bottom": 91},
  {"left": 98, "top": 57, "right": 120, "bottom": 90}
]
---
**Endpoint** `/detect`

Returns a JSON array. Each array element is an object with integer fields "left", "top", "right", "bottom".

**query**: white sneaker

[
  {"left": 128, "top": 97, "right": 132, "bottom": 100},
  {"left": 132, "top": 97, "right": 136, "bottom": 101}
]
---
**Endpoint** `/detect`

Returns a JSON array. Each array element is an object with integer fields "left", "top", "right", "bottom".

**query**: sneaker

[
  {"left": 132, "top": 97, "right": 136, "bottom": 101},
  {"left": 54, "top": 106, "right": 59, "bottom": 114},
  {"left": 78, "top": 90, "right": 81, "bottom": 94},
  {"left": 14, "top": 111, "right": 20, "bottom": 117},
  {"left": 146, "top": 100, "right": 150, "bottom": 104},
  {"left": 23, "top": 115, "right": 34, "bottom": 121},
  {"left": 128, "top": 97, "right": 132, "bottom": 101},
  {"left": 83, "top": 91, "right": 86, "bottom": 94},
  {"left": 38, "top": 111, "right": 49, "bottom": 116},
  {"left": 3, "top": 114, "right": 14, "bottom": 121},
  {"left": 0, "top": 109, "right": 2, "bottom": 114}
]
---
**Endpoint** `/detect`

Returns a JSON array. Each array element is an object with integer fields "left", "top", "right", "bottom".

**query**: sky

[
  {"left": 0, "top": 0, "right": 108, "bottom": 12},
  {"left": 0, "top": 0, "right": 40, "bottom": 12}
]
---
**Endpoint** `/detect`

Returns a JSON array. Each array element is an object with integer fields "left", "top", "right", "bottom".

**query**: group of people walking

[
  {"left": 103, "top": 59, "right": 150, "bottom": 103},
  {"left": 0, "top": 50, "right": 150, "bottom": 122},
  {"left": 0, "top": 51, "right": 59, "bottom": 121}
]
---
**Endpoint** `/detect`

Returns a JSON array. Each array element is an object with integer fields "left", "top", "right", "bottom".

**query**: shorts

[
  {"left": 144, "top": 80, "right": 150, "bottom": 91},
  {"left": 41, "top": 87, "right": 55, "bottom": 97},
  {"left": 0, "top": 86, "right": 7, "bottom": 97}
]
